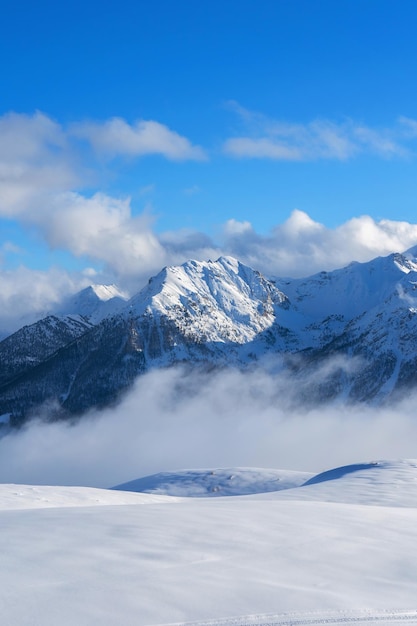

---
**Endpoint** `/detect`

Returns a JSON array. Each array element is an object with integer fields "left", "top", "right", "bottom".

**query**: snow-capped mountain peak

[
  {"left": 276, "top": 248, "right": 417, "bottom": 322},
  {"left": 54, "top": 283, "right": 128, "bottom": 323},
  {"left": 89, "top": 284, "right": 128, "bottom": 301},
  {"left": 128, "top": 256, "right": 289, "bottom": 346}
]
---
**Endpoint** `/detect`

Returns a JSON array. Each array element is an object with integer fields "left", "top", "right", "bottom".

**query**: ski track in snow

[{"left": 154, "top": 609, "right": 417, "bottom": 626}]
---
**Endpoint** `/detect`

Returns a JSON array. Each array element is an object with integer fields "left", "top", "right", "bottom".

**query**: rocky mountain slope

[
  {"left": 0, "top": 283, "right": 127, "bottom": 391},
  {"left": 2, "top": 250, "right": 417, "bottom": 424}
]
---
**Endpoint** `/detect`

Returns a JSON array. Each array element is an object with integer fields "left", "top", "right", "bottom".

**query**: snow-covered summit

[
  {"left": 128, "top": 256, "right": 289, "bottom": 346},
  {"left": 0, "top": 283, "right": 129, "bottom": 340},
  {"left": 0, "top": 283, "right": 129, "bottom": 404},
  {"left": 276, "top": 249, "right": 417, "bottom": 321},
  {"left": 54, "top": 283, "right": 128, "bottom": 323}
]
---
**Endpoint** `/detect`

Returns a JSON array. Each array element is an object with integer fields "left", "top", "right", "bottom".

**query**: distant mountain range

[{"left": 2, "top": 249, "right": 417, "bottom": 426}]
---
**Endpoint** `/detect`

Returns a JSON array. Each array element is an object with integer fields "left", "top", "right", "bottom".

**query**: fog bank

[{"left": 0, "top": 366, "right": 415, "bottom": 488}]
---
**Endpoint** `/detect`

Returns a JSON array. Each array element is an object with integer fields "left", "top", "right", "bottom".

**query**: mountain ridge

[{"left": 2, "top": 249, "right": 417, "bottom": 424}]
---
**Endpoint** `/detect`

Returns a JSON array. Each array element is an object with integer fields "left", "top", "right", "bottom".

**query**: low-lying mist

[{"left": 0, "top": 365, "right": 416, "bottom": 488}]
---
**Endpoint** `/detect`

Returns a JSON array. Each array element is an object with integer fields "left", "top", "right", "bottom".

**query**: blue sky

[{"left": 2, "top": 0, "right": 417, "bottom": 324}]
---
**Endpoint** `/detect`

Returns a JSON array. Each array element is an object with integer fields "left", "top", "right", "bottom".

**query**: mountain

[
  {"left": 2, "top": 250, "right": 417, "bottom": 424},
  {"left": 0, "top": 283, "right": 127, "bottom": 391},
  {"left": 0, "top": 315, "right": 94, "bottom": 390},
  {"left": 0, "top": 283, "right": 128, "bottom": 340},
  {"left": 54, "top": 283, "right": 128, "bottom": 323},
  {"left": 280, "top": 247, "right": 417, "bottom": 403},
  {"left": 0, "top": 257, "right": 293, "bottom": 423}
]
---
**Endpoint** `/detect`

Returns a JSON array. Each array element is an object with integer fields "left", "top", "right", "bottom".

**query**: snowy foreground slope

[{"left": 1, "top": 461, "right": 417, "bottom": 626}]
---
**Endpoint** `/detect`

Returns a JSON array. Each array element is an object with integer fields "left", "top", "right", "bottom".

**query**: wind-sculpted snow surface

[
  {"left": 1, "top": 460, "right": 417, "bottom": 625},
  {"left": 302, "top": 463, "right": 380, "bottom": 486},
  {"left": 0, "top": 483, "right": 179, "bottom": 510},
  {"left": 112, "top": 467, "right": 313, "bottom": 497},
  {"left": 4, "top": 249, "right": 417, "bottom": 421},
  {"left": 111, "top": 460, "right": 417, "bottom": 507}
]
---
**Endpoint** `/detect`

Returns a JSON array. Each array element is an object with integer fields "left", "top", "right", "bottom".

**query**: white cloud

[
  {"left": 0, "top": 112, "right": 168, "bottom": 285},
  {"left": 223, "top": 219, "right": 253, "bottom": 236},
  {"left": 1, "top": 366, "right": 417, "bottom": 487},
  {"left": 31, "top": 192, "right": 168, "bottom": 284},
  {"left": 0, "top": 111, "right": 206, "bottom": 222},
  {"left": 0, "top": 111, "right": 79, "bottom": 216},
  {"left": 224, "top": 137, "right": 303, "bottom": 160},
  {"left": 0, "top": 110, "right": 206, "bottom": 289},
  {"left": 0, "top": 189, "right": 167, "bottom": 289},
  {"left": 0, "top": 111, "right": 65, "bottom": 162},
  {"left": 223, "top": 104, "right": 412, "bottom": 161},
  {"left": 220, "top": 210, "right": 417, "bottom": 277},
  {"left": 72, "top": 117, "right": 207, "bottom": 161},
  {"left": 352, "top": 125, "right": 406, "bottom": 157},
  {"left": 277, "top": 208, "right": 324, "bottom": 238}
]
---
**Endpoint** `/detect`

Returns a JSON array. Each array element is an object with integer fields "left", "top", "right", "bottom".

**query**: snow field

[{"left": 0, "top": 461, "right": 417, "bottom": 625}]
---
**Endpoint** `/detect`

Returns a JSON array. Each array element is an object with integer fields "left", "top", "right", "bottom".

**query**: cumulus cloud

[
  {"left": 220, "top": 210, "right": 417, "bottom": 277},
  {"left": 123, "top": 209, "right": 417, "bottom": 283},
  {"left": 0, "top": 192, "right": 168, "bottom": 293},
  {"left": 0, "top": 111, "right": 65, "bottom": 163},
  {"left": 0, "top": 111, "right": 79, "bottom": 215},
  {"left": 37, "top": 192, "right": 167, "bottom": 279},
  {"left": 0, "top": 366, "right": 416, "bottom": 488},
  {"left": 159, "top": 227, "right": 218, "bottom": 261},
  {"left": 0, "top": 110, "right": 206, "bottom": 292},
  {"left": 72, "top": 117, "right": 207, "bottom": 161},
  {"left": 0, "top": 111, "right": 206, "bottom": 221},
  {"left": 223, "top": 103, "right": 413, "bottom": 161},
  {"left": 223, "top": 219, "right": 253, "bottom": 237}
]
